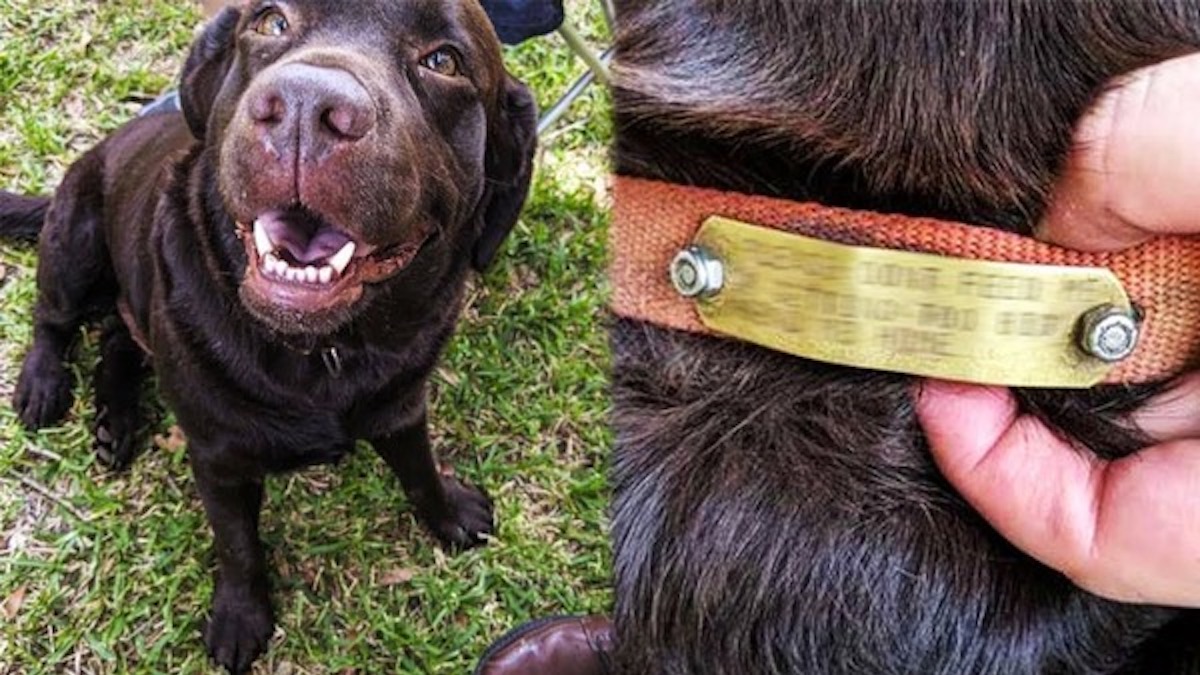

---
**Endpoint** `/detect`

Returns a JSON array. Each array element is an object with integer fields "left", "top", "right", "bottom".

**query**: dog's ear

[
  {"left": 180, "top": 7, "right": 241, "bottom": 140},
  {"left": 472, "top": 76, "right": 539, "bottom": 271}
]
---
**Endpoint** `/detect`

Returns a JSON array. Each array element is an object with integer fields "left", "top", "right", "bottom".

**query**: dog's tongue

[{"left": 258, "top": 210, "right": 352, "bottom": 264}]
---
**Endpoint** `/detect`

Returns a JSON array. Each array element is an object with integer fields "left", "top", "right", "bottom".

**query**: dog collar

[{"left": 610, "top": 176, "right": 1200, "bottom": 387}]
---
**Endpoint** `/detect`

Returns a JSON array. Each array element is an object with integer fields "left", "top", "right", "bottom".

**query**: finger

[
  {"left": 1130, "top": 371, "right": 1200, "bottom": 442},
  {"left": 918, "top": 379, "right": 1200, "bottom": 606},
  {"left": 917, "top": 379, "right": 1103, "bottom": 577},
  {"left": 1039, "top": 53, "right": 1200, "bottom": 251},
  {"left": 1090, "top": 439, "right": 1200, "bottom": 605}
]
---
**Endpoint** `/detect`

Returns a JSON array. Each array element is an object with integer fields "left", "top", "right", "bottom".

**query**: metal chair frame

[{"left": 536, "top": 0, "right": 614, "bottom": 135}]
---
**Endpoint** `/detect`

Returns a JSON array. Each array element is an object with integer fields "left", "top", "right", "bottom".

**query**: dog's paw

[
  {"left": 92, "top": 405, "right": 140, "bottom": 470},
  {"left": 13, "top": 352, "right": 73, "bottom": 430},
  {"left": 204, "top": 587, "right": 274, "bottom": 675},
  {"left": 419, "top": 475, "right": 494, "bottom": 550}
]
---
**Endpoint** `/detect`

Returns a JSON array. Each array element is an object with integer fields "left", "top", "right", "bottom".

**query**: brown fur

[{"left": 608, "top": 2, "right": 1200, "bottom": 673}]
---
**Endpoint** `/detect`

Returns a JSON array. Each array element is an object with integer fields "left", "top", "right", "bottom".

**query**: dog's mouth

[{"left": 236, "top": 208, "right": 430, "bottom": 317}]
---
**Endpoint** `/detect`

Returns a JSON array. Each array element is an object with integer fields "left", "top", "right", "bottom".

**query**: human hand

[{"left": 918, "top": 53, "right": 1200, "bottom": 607}]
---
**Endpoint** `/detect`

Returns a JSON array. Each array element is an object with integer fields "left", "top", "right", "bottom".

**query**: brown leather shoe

[{"left": 474, "top": 615, "right": 615, "bottom": 675}]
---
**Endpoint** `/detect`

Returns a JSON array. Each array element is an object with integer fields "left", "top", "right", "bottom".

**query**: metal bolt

[
  {"left": 670, "top": 246, "right": 724, "bottom": 298},
  {"left": 1078, "top": 305, "right": 1140, "bottom": 363}
]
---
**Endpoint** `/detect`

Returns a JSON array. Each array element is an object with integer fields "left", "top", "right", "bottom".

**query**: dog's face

[{"left": 179, "top": 0, "right": 536, "bottom": 335}]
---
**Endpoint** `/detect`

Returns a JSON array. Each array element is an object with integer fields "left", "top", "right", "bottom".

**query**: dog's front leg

[
  {"left": 190, "top": 453, "right": 274, "bottom": 674},
  {"left": 371, "top": 411, "right": 494, "bottom": 549}
]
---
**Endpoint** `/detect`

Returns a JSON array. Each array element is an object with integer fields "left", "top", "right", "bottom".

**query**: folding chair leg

[
  {"left": 535, "top": 8, "right": 615, "bottom": 136},
  {"left": 558, "top": 23, "right": 610, "bottom": 85},
  {"left": 537, "top": 51, "right": 612, "bottom": 136}
]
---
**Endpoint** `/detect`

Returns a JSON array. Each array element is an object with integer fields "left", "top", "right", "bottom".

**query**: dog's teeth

[
  {"left": 329, "top": 242, "right": 356, "bottom": 275},
  {"left": 253, "top": 219, "right": 273, "bottom": 256},
  {"left": 262, "top": 247, "right": 346, "bottom": 285}
]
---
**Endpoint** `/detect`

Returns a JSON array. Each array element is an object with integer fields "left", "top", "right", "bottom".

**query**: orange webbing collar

[{"left": 609, "top": 176, "right": 1200, "bottom": 385}]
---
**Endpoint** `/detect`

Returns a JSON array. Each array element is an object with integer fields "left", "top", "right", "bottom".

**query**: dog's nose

[{"left": 248, "top": 63, "right": 376, "bottom": 148}]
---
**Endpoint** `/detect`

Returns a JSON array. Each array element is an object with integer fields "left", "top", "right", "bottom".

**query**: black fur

[
  {"left": 609, "top": 2, "right": 1200, "bottom": 673},
  {"left": 0, "top": 192, "right": 50, "bottom": 242},
  {"left": 0, "top": 1, "right": 535, "bottom": 672}
]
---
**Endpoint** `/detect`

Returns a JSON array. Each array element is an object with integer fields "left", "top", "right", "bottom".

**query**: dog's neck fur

[{"left": 614, "top": 1, "right": 1200, "bottom": 232}]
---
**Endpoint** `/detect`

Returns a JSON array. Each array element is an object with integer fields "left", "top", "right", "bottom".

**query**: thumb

[
  {"left": 916, "top": 381, "right": 1103, "bottom": 575},
  {"left": 917, "top": 379, "right": 1200, "bottom": 606},
  {"left": 1039, "top": 53, "right": 1200, "bottom": 251}
]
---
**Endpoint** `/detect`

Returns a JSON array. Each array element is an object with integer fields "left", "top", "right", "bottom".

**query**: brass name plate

[{"left": 691, "top": 217, "right": 1133, "bottom": 388}]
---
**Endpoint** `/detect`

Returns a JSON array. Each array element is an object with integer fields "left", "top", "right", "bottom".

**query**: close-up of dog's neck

[
  {"left": 607, "top": 2, "right": 1200, "bottom": 673},
  {"left": 614, "top": 1, "right": 1200, "bottom": 231}
]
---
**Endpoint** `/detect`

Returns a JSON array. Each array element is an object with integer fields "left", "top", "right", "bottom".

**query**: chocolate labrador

[
  {"left": 0, "top": 1, "right": 535, "bottom": 672},
  {"left": 608, "top": 2, "right": 1200, "bottom": 673}
]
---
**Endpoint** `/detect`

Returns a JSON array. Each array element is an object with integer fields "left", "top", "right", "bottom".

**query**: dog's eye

[
  {"left": 254, "top": 9, "right": 289, "bottom": 37},
  {"left": 420, "top": 48, "right": 461, "bottom": 77}
]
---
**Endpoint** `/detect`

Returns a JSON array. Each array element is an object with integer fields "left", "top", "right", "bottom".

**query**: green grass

[{"left": 0, "top": 1, "right": 613, "bottom": 672}]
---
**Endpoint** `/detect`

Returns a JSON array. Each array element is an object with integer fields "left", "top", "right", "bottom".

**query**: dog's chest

[{"left": 157, "top": 340, "right": 405, "bottom": 447}]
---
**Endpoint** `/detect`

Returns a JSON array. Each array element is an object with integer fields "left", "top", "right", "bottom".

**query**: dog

[
  {"left": 608, "top": 2, "right": 1200, "bottom": 673},
  {"left": 0, "top": 1, "right": 536, "bottom": 672}
]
